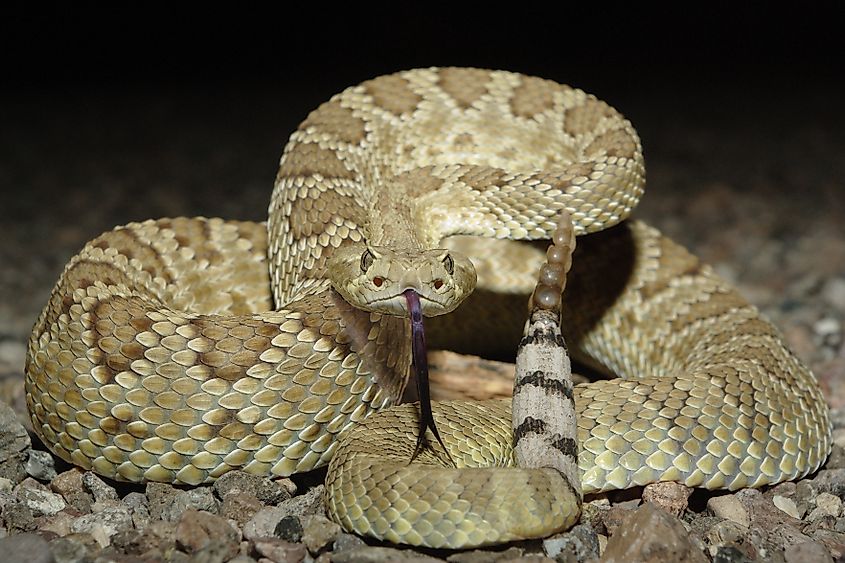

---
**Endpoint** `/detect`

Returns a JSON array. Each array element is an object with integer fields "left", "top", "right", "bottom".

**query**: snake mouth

[{"left": 366, "top": 291, "right": 450, "bottom": 316}]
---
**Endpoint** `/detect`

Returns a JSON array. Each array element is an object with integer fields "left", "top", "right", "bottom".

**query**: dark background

[{"left": 1, "top": 9, "right": 843, "bottom": 408}]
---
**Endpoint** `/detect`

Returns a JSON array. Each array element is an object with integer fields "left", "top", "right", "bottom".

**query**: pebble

[
  {"left": 331, "top": 546, "right": 445, "bottom": 562},
  {"left": 0, "top": 533, "right": 54, "bottom": 563},
  {"left": 447, "top": 546, "right": 524, "bottom": 562},
  {"left": 214, "top": 470, "right": 290, "bottom": 505},
  {"left": 785, "top": 540, "right": 835, "bottom": 563},
  {"left": 15, "top": 480, "right": 66, "bottom": 517},
  {"left": 251, "top": 537, "right": 308, "bottom": 562},
  {"left": 25, "top": 450, "right": 57, "bottom": 482},
  {"left": 50, "top": 469, "right": 93, "bottom": 514},
  {"left": 49, "top": 535, "right": 89, "bottom": 562},
  {"left": 0, "top": 402, "right": 30, "bottom": 484},
  {"left": 814, "top": 492, "right": 843, "bottom": 518},
  {"left": 541, "top": 522, "right": 599, "bottom": 560},
  {"left": 602, "top": 503, "right": 708, "bottom": 563},
  {"left": 642, "top": 481, "right": 692, "bottom": 517},
  {"left": 707, "top": 495, "right": 750, "bottom": 528},
  {"left": 301, "top": 514, "right": 341, "bottom": 555},
  {"left": 80, "top": 472, "right": 118, "bottom": 502},
  {"left": 773, "top": 495, "right": 801, "bottom": 519},
  {"left": 175, "top": 509, "right": 240, "bottom": 561},
  {"left": 70, "top": 505, "right": 132, "bottom": 547}
]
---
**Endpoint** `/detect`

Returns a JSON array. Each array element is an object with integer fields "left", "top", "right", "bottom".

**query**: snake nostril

[
  {"left": 373, "top": 276, "right": 384, "bottom": 288},
  {"left": 433, "top": 279, "right": 443, "bottom": 290}
]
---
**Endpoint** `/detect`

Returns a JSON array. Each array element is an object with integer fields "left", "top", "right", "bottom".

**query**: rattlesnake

[{"left": 25, "top": 67, "right": 831, "bottom": 549}]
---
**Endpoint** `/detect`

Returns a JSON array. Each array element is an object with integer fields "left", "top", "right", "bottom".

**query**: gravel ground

[{"left": 1, "top": 65, "right": 843, "bottom": 562}]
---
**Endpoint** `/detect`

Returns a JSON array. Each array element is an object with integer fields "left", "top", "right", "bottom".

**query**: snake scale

[{"left": 26, "top": 68, "right": 831, "bottom": 549}]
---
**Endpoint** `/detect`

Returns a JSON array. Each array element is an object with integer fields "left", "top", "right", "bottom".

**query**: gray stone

[
  {"left": 251, "top": 537, "right": 308, "bottom": 562},
  {"left": 147, "top": 481, "right": 219, "bottom": 522},
  {"left": 784, "top": 540, "right": 833, "bottom": 563},
  {"left": 243, "top": 486, "right": 325, "bottom": 542},
  {"left": 49, "top": 469, "right": 93, "bottom": 514},
  {"left": 26, "top": 450, "right": 57, "bottom": 482},
  {"left": 642, "top": 481, "right": 692, "bottom": 517},
  {"left": 0, "top": 402, "right": 30, "bottom": 485},
  {"left": 0, "top": 490, "right": 35, "bottom": 531},
  {"left": 708, "top": 495, "right": 751, "bottom": 528},
  {"left": 772, "top": 495, "right": 800, "bottom": 519},
  {"left": 213, "top": 470, "right": 290, "bottom": 505},
  {"left": 331, "top": 546, "right": 445, "bottom": 562},
  {"left": 274, "top": 514, "right": 304, "bottom": 543},
  {"left": 810, "top": 529, "right": 845, "bottom": 560},
  {"left": 0, "top": 402, "right": 30, "bottom": 462},
  {"left": 15, "top": 479, "right": 66, "bottom": 517},
  {"left": 49, "top": 536, "right": 89, "bottom": 563},
  {"left": 542, "top": 522, "right": 599, "bottom": 562},
  {"left": 0, "top": 533, "right": 54, "bottom": 563},
  {"left": 602, "top": 503, "right": 708, "bottom": 563},
  {"left": 333, "top": 532, "right": 366, "bottom": 553},
  {"left": 80, "top": 472, "right": 117, "bottom": 502},
  {"left": 301, "top": 514, "right": 341, "bottom": 554},
  {"left": 34, "top": 510, "right": 76, "bottom": 537},
  {"left": 175, "top": 509, "right": 240, "bottom": 562},
  {"left": 447, "top": 546, "right": 524, "bottom": 562},
  {"left": 70, "top": 505, "right": 132, "bottom": 547},
  {"left": 122, "top": 491, "right": 150, "bottom": 529},
  {"left": 221, "top": 492, "right": 264, "bottom": 526}
]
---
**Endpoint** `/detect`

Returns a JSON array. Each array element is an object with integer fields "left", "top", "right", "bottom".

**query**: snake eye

[
  {"left": 360, "top": 249, "right": 375, "bottom": 273},
  {"left": 442, "top": 253, "right": 454, "bottom": 275}
]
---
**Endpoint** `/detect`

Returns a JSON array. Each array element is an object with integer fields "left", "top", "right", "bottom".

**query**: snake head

[{"left": 327, "top": 243, "right": 476, "bottom": 317}]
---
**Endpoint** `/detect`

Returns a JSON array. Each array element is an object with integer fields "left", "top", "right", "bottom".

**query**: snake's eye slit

[
  {"left": 361, "top": 249, "right": 375, "bottom": 272},
  {"left": 372, "top": 276, "right": 384, "bottom": 288},
  {"left": 433, "top": 279, "right": 444, "bottom": 290},
  {"left": 442, "top": 254, "right": 454, "bottom": 275}
]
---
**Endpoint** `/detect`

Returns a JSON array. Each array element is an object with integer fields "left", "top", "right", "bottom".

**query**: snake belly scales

[{"left": 25, "top": 67, "right": 831, "bottom": 549}]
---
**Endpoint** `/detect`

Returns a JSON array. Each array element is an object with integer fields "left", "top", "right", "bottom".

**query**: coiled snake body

[{"left": 26, "top": 68, "right": 831, "bottom": 549}]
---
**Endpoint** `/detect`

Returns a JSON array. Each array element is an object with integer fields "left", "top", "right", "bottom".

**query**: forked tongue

[{"left": 404, "top": 289, "right": 451, "bottom": 462}]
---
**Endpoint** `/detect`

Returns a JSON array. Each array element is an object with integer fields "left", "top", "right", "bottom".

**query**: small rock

[
  {"left": 600, "top": 506, "right": 633, "bottom": 536},
  {"left": 333, "top": 532, "right": 366, "bottom": 553},
  {"left": 213, "top": 470, "right": 290, "bottom": 505},
  {"left": 221, "top": 492, "right": 264, "bottom": 526},
  {"left": 0, "top": 477, "right": 13, "bottom": 492},
  {"left": 122, "top": 491, "right": 150, "bottom": 529},
  {"left": 815, "top": 492, "right": 842, "bottom": 518},
  {"left": 642, "top": 482, "right": 692, "bottom": 517},
  {"left": 0, "top": 402, "right": 30, "bottom": 462},
  {"left": 34, "top": 509, "right": 76, "bottom": 537},
  {"left": 243, "top": 486, "right": 325, "bottom": 541},
  {"left": 707, "top": 495, "right": 750, "bottom": 528},
  {"left": 301, "top": 514, "right": 341, "bottom": 555},
  {"left": 15, "top": 479, "right": 66, "bottom": 517},
  {"left": 0, "top": 533, "right": 53, "bottom": 563},
  {"left": 448, "top": 546, "right": 524, "bottom": 562},
  {"left": 147, "top": 481, "right": 219, "bottom": 522},
  {"left": 49, "top": 535, "right": 89, "bottom": 563},
  {"left": 811, "top": 529, "right": 845, "bottom": 560},
  {"left": 274, "top": 515, "right": 304, "bottom": 543},
  {"left": 784, "top": 540, "right": 834, "bottom": 563},
  {"left": 0, "top": 490, "right": 35, "bottom": 531},
  {"left": 252, "top": 537, "right": 308, "bottom": 562},
  {"left": 0, "top": 402, "right": 30, "bottom": 485},
  {"left": 70, "top": 505, "right": 132, "bottom": 547},
  {"left": 331, "top": 546, "right": 444, "bottom": 562},
  {"left": 26, "top": 450, "right": 57, "bottom": 482},
  {"left": 175, "top": 509, "right": 240, "bottom": 562},
  {"left": 602, "top": 503, "right": 708, "bottom": 563},
  {"left": 80, "top": 472, "right": 117, "bottom": 502},
  {"left": 542, "top": 522, "right": 599, "bottom": 561},
  {"left": 50, "top": 469, "right": 93, "bottom": 514},
  {"left": 773, "top": 495, "right": 800, "bottom": 519}
]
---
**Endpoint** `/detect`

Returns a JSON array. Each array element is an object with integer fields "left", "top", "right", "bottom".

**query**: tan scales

[{"left": 25, "top": 67, "right": 830, "bottom": 549}]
